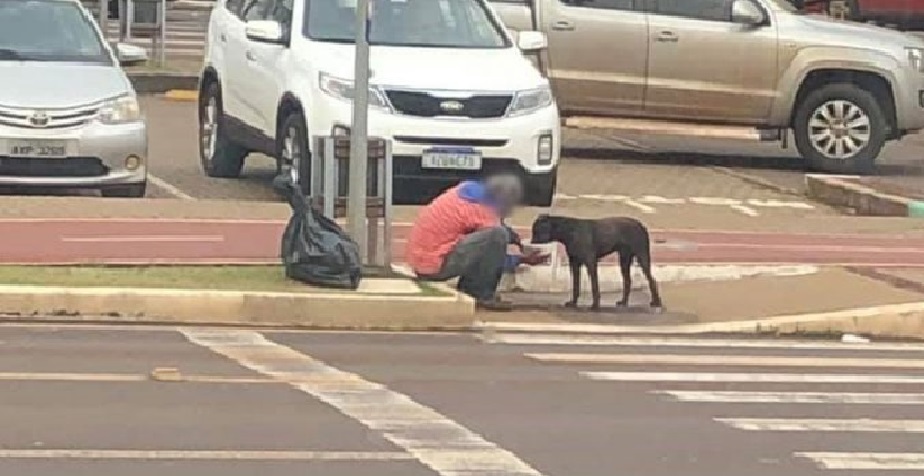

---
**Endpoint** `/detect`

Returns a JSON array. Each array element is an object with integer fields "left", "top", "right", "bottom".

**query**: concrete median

[{"left": 806, "top": 174, "right": 924, "bottom": 218}]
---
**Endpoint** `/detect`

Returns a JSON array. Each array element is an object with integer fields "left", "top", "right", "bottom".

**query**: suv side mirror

[
  {"left": 731, "top": 0, "right": 766, "bottom": 26},
  {"left": 115, "top": 43, "right": 148, "bottom": 66},
  {"left": 246, "top": 20, "right": 286, "bottom": 44},
  {"left": 517, "top": 31, "right": 548, "bottom": 52}
]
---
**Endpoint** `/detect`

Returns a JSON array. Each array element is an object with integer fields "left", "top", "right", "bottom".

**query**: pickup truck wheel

[
  {"left": 199, "top": 82, "right": 247, "bottom": 178},
  {"left": 278, "top": 112, "right": 311, "bottom": 196},
  {"left": 525, "top": 169, "right": 557, "bottom": 207},
  {"left": 793, "top": 83, "right": 886, "bottom": 175}
]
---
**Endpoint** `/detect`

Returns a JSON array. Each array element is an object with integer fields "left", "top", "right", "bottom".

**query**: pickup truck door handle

[
  {"left": 551, "top": 20, "right": 576, "bottom": 31},
  {"left": 656, "top": 31, "right": 679, "bottom": 43},
  {"left": 245, "top": 50, "right": 256, "bottom": 61}
]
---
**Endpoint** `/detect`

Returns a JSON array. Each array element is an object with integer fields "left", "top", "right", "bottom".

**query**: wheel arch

[{"left": 791, "top": 68, "right": 896, "bottom": 138}]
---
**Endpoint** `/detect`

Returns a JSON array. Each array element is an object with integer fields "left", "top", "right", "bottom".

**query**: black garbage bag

[{"left": 280, "top": 181, "right": 362, "bottom": 290}]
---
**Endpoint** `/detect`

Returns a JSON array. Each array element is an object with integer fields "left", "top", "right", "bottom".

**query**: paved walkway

[{"left": 2, "top": 218, "right": 923, "bottom": 266}]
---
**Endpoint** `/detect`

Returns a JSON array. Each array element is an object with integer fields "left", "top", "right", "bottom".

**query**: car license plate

[
  {"left": 7, "top": 140, "right": 68, "bottom": 159},
  {"left": 421, "top": 148, "right": 482, "bottom": 170}
]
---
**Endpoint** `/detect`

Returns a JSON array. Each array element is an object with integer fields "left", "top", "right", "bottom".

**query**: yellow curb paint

[{"left": 164, "top": 90, "right": 199, "bottom": 102}]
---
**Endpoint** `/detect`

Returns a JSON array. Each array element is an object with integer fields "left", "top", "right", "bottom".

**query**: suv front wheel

[
  {"left": 199, "top": 82, "right": 248, "bottom": 178},
  {"left": 793, "top": 83, "right": 887, "bottom": 174}
]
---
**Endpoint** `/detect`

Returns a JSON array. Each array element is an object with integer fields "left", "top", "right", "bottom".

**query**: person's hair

[{"left": 484, "top": 173, "right": 524, "bottom": 216}]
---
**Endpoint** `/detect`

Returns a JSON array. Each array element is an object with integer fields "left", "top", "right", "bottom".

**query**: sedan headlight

[
  {"left": 908, "top": 47, "right": 924, "bottom": 72},
  {"left": 99, "top": 95, "right": 142, "bottom": 124},
  {"left": 319, "top": 73, "right": 391, "bottom": 112},
  {"left": 507, "top": 86, "right": 554, "bottom": 117}
]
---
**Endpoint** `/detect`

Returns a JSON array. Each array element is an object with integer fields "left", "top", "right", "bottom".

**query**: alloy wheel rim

[
  {"left": 808, "top": 99, "right": 871, "bottom": 160},
  {"left": 284, "top": 127, "right": 300, "bottom": 184},
  {"left": 202, "top": 97, "right": 218, "bottom": 163}
]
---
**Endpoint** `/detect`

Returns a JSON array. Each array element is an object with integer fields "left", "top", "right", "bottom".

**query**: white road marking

[
  {"left": 719, "top": 418, "right": 924, "bottom": 433},
  {"left": 796, "top": 452, "right": 924, "bottom": 470},
  {"left": 638, "top": 195, "right": 687, "bottom": 205},
  {"left": 148, "top": 174, "right": 195, "bottom": 200},
  {"left": 656, "top": 391, "right": 924, "bottom": 405},
  {"left": 746, "top": 199, "right": 816, "bottom": 210},
  {"left": 61, "top": 235, "right": 224, "bottom": 243},
  {"left": 0, "top": 449, "right": 412, "bottom": 461},
  {"left": 477, "top": 330, "right": 924, "bottom": 352},
  {"left": 582, "top": 372, "right": 924, "bottom": 384},
  {"left": 0, "top": 371, "right": 275, "bottom": 384},
  {"left": 731, "top": 204, "right": 760, "bottom": 217},
  {"left": 689, "top": 197, "right": 760, "bottom": 217},
  {"left": 182, "top": 330, "right": 544, "bottom": 476},
  {"left": 528, "top": 353, "right": 924, "bottom": 369}
]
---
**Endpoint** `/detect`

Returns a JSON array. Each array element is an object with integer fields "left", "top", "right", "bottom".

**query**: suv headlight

[
  {"left": 99, "top": 95, "right": 142, "bottom": 124},
  {"left": 908, "top": 47, "right": 924, "bottom": 72},
  {"left": 319, "top": 73, "right": 391, "bottom": 112},
  {"left": 507, "top": 86, "right": 553, "bottom": 117}
]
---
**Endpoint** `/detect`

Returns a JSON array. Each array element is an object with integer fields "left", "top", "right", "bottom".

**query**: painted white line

[
  {"left": 656, "top": 391, "right": 924, "bottom": 405},
  {"left": 582, "top": 372, "right": 924, "bottom": 384},
  {"left": 528, "top": 353, "right": 924, "bottom": 369},
  {"left": 731, "top": 204, "right": 760, "bottom": 217},
  {"left": 638, "top": 196, "right": 687, "bottom": 205},
  {"left": 182, "top": 330, "right": 544, "bottom": 476},
  {"left": 481, "top": 333, "right": 924, "bottom": 351},
  {"left": 622, "top": 197, "right": 656, "bottom": 214},
  {"left": 0, "top": 371, "right": 275, "bottom": 384},
  {"left": 796, "top": 452, "right": 924, "bottom": 470},
  {"left": 60, "top": 235, "right": 224, "bottom": 243},
  {"left": 747, "top": 199, "right": 816, "bottom": 210},
  {"left": 0, "top": 449, "right": 413, "bottom": 461},
  {"left": 148, "top": 174, "right": 195, "bottom": 200},
  {"left": 718, "top": 418, "right": 924, "bottom": 433}
]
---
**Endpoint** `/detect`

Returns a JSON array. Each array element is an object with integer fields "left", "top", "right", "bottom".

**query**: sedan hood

[
  {"left": 310, "top": 44, "right": 547, "bottom": 92},
  {"left": 0, "top": 63, "right": 131, "bottom": 109}
]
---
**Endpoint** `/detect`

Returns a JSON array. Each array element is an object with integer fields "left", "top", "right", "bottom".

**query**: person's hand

[{"left": 519, "top": 251, "right": 550, "bottom": 266}]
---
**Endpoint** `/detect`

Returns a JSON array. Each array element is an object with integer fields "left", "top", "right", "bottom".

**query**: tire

[
  {"left": 199, "top": 81, "right": 248, "bottom": 178},
  {"left": 102, "top": 182, "right": 147, "bottom": 198},
  {"left": 524, "top": 169, "right": 557, "bottom": 207},
  {"left": 792, "top": 83, "right": 887, "bottom": 175},
  {"left": 277, "top": 111, "right": 311, "bottom": 196}
]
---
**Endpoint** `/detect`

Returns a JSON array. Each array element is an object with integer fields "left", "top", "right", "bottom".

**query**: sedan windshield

[
  {"left": 0, "top": 0, "right": 110, "bottom": 63},
  {"left": 305, "top": 0, "right": 509, "bottom": 48}
]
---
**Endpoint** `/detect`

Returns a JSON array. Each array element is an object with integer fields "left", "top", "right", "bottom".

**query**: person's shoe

[{"left": 476, "top": 297, "right": 513, "bottom": 312}]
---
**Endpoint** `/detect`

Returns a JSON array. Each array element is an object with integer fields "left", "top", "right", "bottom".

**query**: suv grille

[
  {"left": 385, "top": 90, "right": 512, "bottom": 119},
  {"left": 0, "top": 103, "right": 101, "bottom": 129}
]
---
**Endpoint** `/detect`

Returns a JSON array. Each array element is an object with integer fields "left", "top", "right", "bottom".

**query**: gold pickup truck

[{"left": 492, "top": 0, "right": 924, "bottom": 173}]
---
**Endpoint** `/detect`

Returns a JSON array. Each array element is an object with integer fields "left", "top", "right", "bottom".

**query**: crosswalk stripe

[
  {"left": 0, "top": 449, "right": 413, "bottom": 461},
  {"left": 656, "top": 390, "right": 924, "bottom": 405},
  {"left": 582, "top": 371, "right": 924, "bottom": 384},
  {"left": 528, "top": 353, "right": 924, "bottom": 369},
  {"left": 796, "top": 452, "right": 924, "bottom": 470},
  {"left": 718, "top": 418, "right": 924, "bottom": 432},
  {"left": 483, "top": 333, "right": 924, "bottom": 352}
]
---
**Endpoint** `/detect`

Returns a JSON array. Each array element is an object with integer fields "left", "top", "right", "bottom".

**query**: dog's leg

[
  {"left": 638, "top": 253, "right": 663, "bottom": 309},
  {"left": 617, "top": 253, "right": 633, "bottom": 307},
  {"left": 587, "top": 259, "right": 601, "bottom": 311},
  {"left": 565, "top": 258, "right": 581, "bottom": 308}
]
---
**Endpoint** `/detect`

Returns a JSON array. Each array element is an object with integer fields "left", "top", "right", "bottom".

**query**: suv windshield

[
  {"left": 0, "top": 0, "right": 110, "bottom": 63},
  {"left": 305, "top": 0, "right": 509, "bottom": 48}
]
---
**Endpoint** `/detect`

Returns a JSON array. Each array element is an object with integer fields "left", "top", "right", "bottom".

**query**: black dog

[{"left": 530, "top": 214, "right": 662, "bottom": 311}]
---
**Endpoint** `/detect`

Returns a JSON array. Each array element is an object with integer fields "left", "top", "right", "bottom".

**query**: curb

[
  {"left": 805, "top": 174, "right": 924, "bottom": 217},
  {"left": 710, "top": 165, "right": 805, "bottom": 198},
  {"left": 478, "top": 301, "right": 924, "bottom": 340},
  {"left": 0, "top": 285, "right": 475, "bottom": 330},
  {"left": 129, "top": 71, "right": 198, "bottom": 95}
]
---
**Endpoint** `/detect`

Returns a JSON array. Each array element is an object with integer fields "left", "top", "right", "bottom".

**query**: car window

[
  {"left": 562, "top": 0, "right": 635, "bottom": 11},
  {"left": 227, "top": 0, "right": 245, "bottom": 16},
  {"left": 655, "top": 0, "right": 733, "bottom": 21},
  {"left": 0, "top": 0, "right": 110, "bottom": 64},
  {"left": 240, "top": 0, "right": 274, "bottom": 21},
  {"left": 269, "top": 0, "right": 294, "bottom": 27},
  {"left": 305, "top": 0, "right": 509, "bottom": 49}
]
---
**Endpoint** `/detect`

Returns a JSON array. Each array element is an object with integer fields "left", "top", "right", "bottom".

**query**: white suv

[{"left": 198, "top": 0, "right": 561, "bottom": 205}]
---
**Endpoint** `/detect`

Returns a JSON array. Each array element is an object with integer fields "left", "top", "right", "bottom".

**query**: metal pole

[
  {"left": 348, "top": 0, "right": 370, "bottom": 263},
  {"left": 99, "top": 0, "right": 110, "bottom": 43}
]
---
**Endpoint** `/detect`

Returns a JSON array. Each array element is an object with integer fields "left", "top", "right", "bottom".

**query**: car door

[
  {"left": 541, "top": 0, "right": 649, "bottom": 115},
  {"left": 644, "top": 0, "right": 778, "bottom": 123},
  {"left": 223, "top": 0, "right": 274, "bottom": 128},
  {"left": 244, "top": 0, "right": 295, "bottom": 138}
]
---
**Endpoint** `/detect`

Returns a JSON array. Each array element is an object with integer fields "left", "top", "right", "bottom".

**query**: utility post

[{"left": 347, "top": 0, "right": 371, "bottom": 262}]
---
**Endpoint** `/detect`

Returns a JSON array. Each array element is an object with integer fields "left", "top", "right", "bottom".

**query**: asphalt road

[
  {"left": 140, "top": 97, "right": 924, "bottom": 204},
  {"left": 4, "top": 324, "right": 924, "bottom": 476}
]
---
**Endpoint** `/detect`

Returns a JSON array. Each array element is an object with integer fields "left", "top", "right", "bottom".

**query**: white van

[{"left": 199, "top": 0, "right": 560, "bottom": 205}]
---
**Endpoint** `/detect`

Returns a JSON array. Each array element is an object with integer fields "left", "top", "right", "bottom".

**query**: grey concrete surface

[{"left": 3, "top": 324, "right": 924, "bottom": 476}]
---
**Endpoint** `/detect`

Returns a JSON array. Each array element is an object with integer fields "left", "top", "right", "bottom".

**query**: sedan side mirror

[
  {"left": 246, "top": 20, "right": 286, "bottom": 44},
  {"left": 517, "top": 31, "right": 548, "bottom": 52},
  {"left": 731, "top": 0, "right": 767, "bottom": 26}
]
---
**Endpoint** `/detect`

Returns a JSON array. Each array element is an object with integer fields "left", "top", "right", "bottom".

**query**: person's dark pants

[{"left": 419, "top": 227, "right": 507, "bottom": 301}]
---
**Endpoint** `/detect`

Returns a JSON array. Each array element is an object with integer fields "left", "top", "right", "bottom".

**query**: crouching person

[{"left": 407, "top": 174, "right": 546, "bottom": 311}]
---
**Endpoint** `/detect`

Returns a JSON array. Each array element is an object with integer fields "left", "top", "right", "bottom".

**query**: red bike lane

[{"left": 1, "top": 218, "right": 922, "bottom": 267}]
